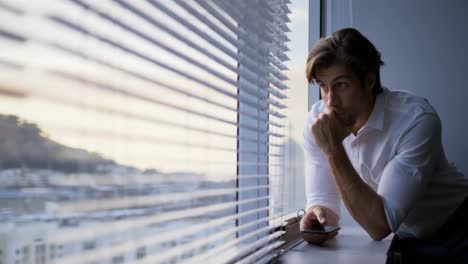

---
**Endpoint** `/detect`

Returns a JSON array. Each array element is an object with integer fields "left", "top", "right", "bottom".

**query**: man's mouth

[
  {"left": 330, "top": 108, "right": 344, "bottom": 116},
  {"left": 332, "top": 110, "right": 356, "bottom": 127}
]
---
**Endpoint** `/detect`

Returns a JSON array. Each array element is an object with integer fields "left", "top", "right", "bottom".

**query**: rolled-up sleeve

[
  {"left": 377, "top": 113, "right": 441, "bottom": 232},
  {"left": 303, "top": 108, "right": 341, "bottom": 216}
]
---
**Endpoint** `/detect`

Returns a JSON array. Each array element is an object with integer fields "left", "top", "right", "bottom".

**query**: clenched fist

[{"left": 310, "top": 108, "right": 352, "bottom": 157}]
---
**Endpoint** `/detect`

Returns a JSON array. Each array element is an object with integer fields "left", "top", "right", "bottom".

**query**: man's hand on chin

[{"left": 310, "top": 108, "right": 352, "bottom": 157}]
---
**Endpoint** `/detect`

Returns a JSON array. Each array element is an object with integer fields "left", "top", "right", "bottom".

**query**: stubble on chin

[
  {"left": 332, "top": 109, "right": 355, "bottom": 127},
  {"left": 341, "top": 114, "right": 356, "bottom": 127}
]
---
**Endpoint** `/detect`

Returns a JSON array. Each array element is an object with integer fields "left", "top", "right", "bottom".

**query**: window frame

[{"left": 274, "top": 0, "right": 323, "bottom": 251}]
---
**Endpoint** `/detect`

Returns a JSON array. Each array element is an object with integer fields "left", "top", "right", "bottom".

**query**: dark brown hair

[{"left": 306, "top": 28, "right": 384, "bottom": 96}]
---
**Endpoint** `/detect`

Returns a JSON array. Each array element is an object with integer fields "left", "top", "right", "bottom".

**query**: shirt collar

[{"left": 363, "top": 87, "right": 387, "bottom": 131}]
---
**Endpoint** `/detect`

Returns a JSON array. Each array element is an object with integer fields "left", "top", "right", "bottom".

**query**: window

[
  {"left": 22, "top": 246, "right": 30, "bottom": 264},
  {"left": 82, "top": 241, "right": 96, "bottom": 251},
  {"left": 49, "top": 245, "right": 55, "bottom": 260},
  {"left": 0, "top": 0, "right": 298, "bottom": 263},
  {"left": 34, "top": 244, "right": 46, "bottom": 264},
  {"left": 135, "top": 246, "right": 146, "bottom": 260},
  {"left": 111, "top": 255, "right": 124, "bottom": 264}
]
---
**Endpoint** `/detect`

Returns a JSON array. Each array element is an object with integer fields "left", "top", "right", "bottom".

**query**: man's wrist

[
  {"left": 325, "top": 143, "right": 346, "bottom": 159},
  {"left": 325, "top": 144, "right": 360, "bottom": 192}
]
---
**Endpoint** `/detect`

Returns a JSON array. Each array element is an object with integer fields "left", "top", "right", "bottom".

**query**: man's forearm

[{"left": 327, "top": 145, "right": 391, "bottom": 240}]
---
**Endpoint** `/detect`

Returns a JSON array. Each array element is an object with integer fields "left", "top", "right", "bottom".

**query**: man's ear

[{"left": 365, "top": 72, "right": 376, "bottom": 92}]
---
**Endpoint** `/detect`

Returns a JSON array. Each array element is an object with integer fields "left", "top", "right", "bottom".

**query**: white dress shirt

[{"left": 303, "top": 87, "right": 468, "bottom": 238}]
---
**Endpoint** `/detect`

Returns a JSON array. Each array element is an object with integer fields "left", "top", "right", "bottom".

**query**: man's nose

[{"left": 326, "top": 90, "right": 337, "bottom": 108}]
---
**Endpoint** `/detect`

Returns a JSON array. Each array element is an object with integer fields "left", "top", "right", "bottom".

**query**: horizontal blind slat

[
  {"left": 235, "top": 242, "right": 284, "bottom": 264},
  {"left": 218, "top": 233, "right": 285, "bottom": 263},
  {"left": 55, "top": 184, "right": 271, "bottom": 213},
  {"left": 183, "top": 228, "right": 285, "bottom": 264}
]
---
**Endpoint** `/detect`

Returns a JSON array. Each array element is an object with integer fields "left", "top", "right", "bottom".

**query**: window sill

[{"left": 275, "top": 224, "right": 393, "bottom": 263}]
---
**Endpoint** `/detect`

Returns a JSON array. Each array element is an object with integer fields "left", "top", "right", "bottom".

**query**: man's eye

[{"left": 337, "top": 82, "right": 348, "bottom": 88}]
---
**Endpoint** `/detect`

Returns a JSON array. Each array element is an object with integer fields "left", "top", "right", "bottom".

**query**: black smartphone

[{"left": 301, "top": 226, "right": 341, "bottom": 235}]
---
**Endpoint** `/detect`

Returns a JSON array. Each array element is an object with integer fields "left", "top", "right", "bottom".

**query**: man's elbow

[
  {"left": 369, "top": 226, "right": 391, "bottom": 241},
  {"left": 369, "top": 204, "right": 392, "bottom": 240}
]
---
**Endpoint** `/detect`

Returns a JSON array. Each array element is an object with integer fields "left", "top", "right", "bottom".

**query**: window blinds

[{"left": 0, "top": 0, "right": 291, "bottom": 263}]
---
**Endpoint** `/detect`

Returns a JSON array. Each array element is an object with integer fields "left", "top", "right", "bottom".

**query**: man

[{"left": 301, "top": 27, "right": 468, "bottom": 263}]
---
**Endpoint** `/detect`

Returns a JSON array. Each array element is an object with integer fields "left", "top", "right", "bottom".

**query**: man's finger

[
  {"left": 301, "top": 207, "right": 321, "bottom": 230},
  {"left": 323, "top": 107, "right": 333, "bottom": 115},
  {"left": 313, "top": 207, "right": 327, "bottom": 225}
]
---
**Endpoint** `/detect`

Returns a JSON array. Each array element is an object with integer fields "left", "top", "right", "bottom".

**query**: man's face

[{"left": 315, "top": 64, "right": 374, "bottom": 128}]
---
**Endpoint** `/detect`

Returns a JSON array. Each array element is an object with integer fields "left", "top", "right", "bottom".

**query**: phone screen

[{"left": 301, "top": 226, "right": 341, "bottom": 235}]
